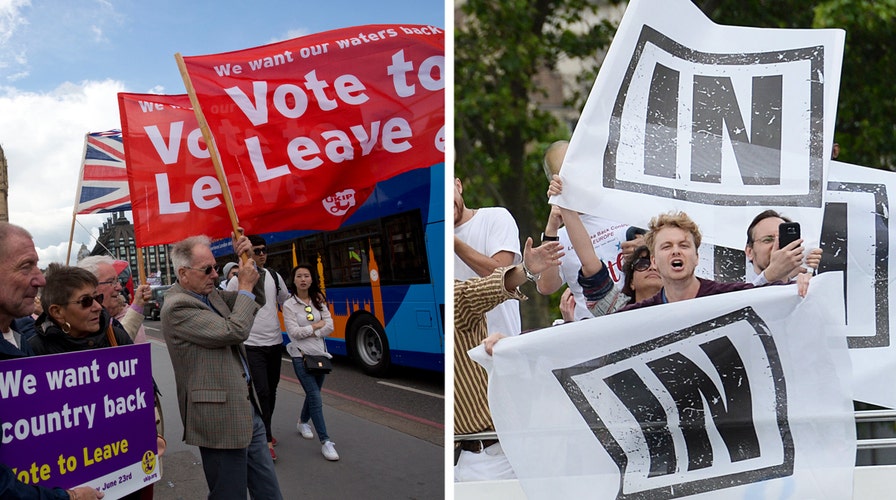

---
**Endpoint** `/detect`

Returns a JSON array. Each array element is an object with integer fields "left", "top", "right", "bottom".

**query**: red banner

[
  {"left": 118, "top": 93, "right": 233, "bottom": 245},
  {"left": 180, "top": 24, "right": 445, "bottom": 232}
]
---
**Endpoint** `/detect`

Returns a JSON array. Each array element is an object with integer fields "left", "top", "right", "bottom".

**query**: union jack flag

[{"left": 74, "top": 130, "right": 131, "bottom": 214}]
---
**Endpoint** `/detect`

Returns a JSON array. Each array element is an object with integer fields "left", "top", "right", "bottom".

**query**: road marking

[{"left": 377, "top": 381, "right": 444, "bottom": 399}]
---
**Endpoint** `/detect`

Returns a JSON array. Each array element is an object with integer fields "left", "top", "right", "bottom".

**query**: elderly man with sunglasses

[
  {"left": 78, "top": 256, "right": 152, "bottom": 342},
  {"left": 0, "top": 224, "right": 104, "bottom": 500},
  {"left": 225, "top": 234, "right": 290, "bottom": 461},
  {"left": 161, "top": 233, "right": 283, "bottom": 500}
]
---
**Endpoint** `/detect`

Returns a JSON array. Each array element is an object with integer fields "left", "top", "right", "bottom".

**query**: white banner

[
  {"left": 822, "top": 161, "right": 896, "bottom": 408},
  {"left": 555, "top": 0, "right": 844, "bottom": 250},
  {"left": 472, "top": 272, "right": 854, "bottom": 499}
]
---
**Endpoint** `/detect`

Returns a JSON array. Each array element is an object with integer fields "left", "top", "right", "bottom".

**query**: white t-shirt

[
  {"left": 227, "top": 268, "right": 290, "bottom": 346},
  {"left": 557, "top": 214, "right": 630, "bottom": 321},
  {"left": 455, "top": 207, "right": 522, "bottom": 336}
]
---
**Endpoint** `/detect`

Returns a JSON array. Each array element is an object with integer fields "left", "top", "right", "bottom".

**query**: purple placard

[{"left": 0, "top": 344, "right": 158, "bottom": 498}]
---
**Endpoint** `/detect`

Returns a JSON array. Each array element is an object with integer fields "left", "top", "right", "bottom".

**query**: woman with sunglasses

[
  {"left": 549, "top": 176, "right": 663, "bottom": 317},
  {"left": 30, "top": 263, "right": 133, "bottom": 354},
  {"left": 556, "top": 204, "right": 663, "bottom": 317},
  {"left": 282, "top": 263, "right": 339, "bottom": 461},
  {"left": 619, "top": 245, "right": 663, "bottom": 305}
]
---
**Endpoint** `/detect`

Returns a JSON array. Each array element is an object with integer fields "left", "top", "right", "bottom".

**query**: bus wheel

[{"left": 349, "top": 315, "right": 390, "bottom": 376}]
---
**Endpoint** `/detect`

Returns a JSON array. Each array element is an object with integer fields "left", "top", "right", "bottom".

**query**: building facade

[{"left": 89, "top": 212, "right": 174, "bottom": 285}]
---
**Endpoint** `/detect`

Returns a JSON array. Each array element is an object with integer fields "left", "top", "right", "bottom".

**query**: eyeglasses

[
  {"left": 633, "top": 257, "right": 652, "bottom": 272},
  {"left": 186, "top": 264, "right": 219, "bottom": 275},
  {"left": 96, "top": 278, "right": 117, "bottom": 286},
  {"left": 70, "top": 294, "right": 104, "bottom": 308},
  {"left": 253, "top": 247, "right": 267, "bottom": 256},
  {"left": 304, "top": 305, "right": 314, "bottom": 321}
]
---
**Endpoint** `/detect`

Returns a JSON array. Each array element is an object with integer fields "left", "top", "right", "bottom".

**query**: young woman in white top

[{"left": 283, "top": 263, "right": 339, "bottom": 461}]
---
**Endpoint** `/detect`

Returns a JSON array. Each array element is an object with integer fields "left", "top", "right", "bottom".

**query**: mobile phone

[{"left": 778, "top": 222, "right": 800, "bottom": 249}]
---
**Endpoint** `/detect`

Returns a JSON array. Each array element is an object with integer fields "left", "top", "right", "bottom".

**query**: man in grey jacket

[{"left": 161, "top": 234, "right": 282, "bottom": 499}]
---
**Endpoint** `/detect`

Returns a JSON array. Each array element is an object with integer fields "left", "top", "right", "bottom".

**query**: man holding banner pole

[
  {"left": 0, "top": 222, "right": 104, "bottom": 499},
  {"left": 161, "top": 233, "right": 282, "bottom": 500}
]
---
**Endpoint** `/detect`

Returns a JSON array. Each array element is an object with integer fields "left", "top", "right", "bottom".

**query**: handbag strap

[{"left": 106, "top": 323, "right": 118, "bottom": 347}]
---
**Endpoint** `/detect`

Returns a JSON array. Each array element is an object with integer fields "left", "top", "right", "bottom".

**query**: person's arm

[
  {"left": 314, "top": 303, "right": 335, "bottom": 338},
  {"left": 0, "top": 463, "right": 103, "bottom": 499},
  {"left": 454, "top": 236, "right": 516, "bottom": 277},
  {"left": 762, "top": 238, "right": 807, "bottom": 282},
  {"left": 535, "top": 206, "right": 564, "bottom": 295},
  {"left": 559, "top": 207, "right": 603, "bottom": 277},
  {"left": 119, "top": 307, "right": 143, "bottom": 341},
  {"left": 502, "top": 238, "right": 563, "bottom": 292},
  {"left": 282, "top": 299, "right": 315, "bottom": 341},
  {"left": 805, "top": 247, "right": 823, "bottom": 271}
]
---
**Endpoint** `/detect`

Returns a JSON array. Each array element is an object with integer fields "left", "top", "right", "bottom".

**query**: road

[{"left": 142, "top": 320, "right": 445, "bottom": 499}]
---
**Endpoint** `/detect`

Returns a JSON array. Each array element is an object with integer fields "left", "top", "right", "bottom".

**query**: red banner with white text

[
  {"left": 118, "top": 93, "right": 233, "bottom": 246},
  {"left": 180, "top": 24, "right": 445, "bottom": 232}
]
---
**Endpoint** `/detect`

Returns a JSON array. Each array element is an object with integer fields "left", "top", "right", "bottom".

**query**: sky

[{"left": 0, "top": 0, "right": 445, "bottom": 265}]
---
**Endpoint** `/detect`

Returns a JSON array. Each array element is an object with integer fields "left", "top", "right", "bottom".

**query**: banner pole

[
  {"left": 68, "top": 133, "right": 91, "bottom": 265},
  {"left": 135, "top": 246, "right": 147, "bottom": 285},
  {"left": 66, "top": 212, "right": 77, "bottom": 264},
  {"left": 175, "top": 52, "right": 247, "bottom": 260}
]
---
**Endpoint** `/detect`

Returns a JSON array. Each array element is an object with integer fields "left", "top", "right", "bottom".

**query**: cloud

[
  {"left": 0, "top": 0, "right": 31, "bottom": 75},
  {"left": 269, "top": 28, "right": 311, "bottom": 44},
  {"left": 0, "top": 78, "right": 125, "bottom": 265}
]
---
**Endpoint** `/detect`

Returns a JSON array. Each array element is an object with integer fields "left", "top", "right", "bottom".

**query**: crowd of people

[
  {"left": 452, "top": 143, "right": 823, "bottom": 482},
  {"left": 0, "top": 223, "right": 342, "bottom": 499}
]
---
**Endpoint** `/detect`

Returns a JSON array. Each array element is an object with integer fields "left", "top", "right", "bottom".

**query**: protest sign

[
  {"left": 818, "top": 161, "right": 896, "bottom": 408},
  {"left": 472, "top": 273, "right": 854, "bottom": 499},
  {"left": 0, "top": 344, "right": 158, "bottom": 498},
  {"left": 178, "top": 24, "right": 444, "bottom": 233},
  {"left": 119, "top": 93, "right": 234, "bottom": 245},
  {"left": 554, "top": 0, "right": 844, "bottom": 250}
]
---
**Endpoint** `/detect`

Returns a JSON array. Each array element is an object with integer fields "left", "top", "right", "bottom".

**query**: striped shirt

[{"left": 454, "top": 267, "right": 525, "bottom": 435}]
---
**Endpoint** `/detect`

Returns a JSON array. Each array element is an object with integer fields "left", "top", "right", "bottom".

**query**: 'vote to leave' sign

[
  {"left": 176, "top": 24, "right": 444, "bottom": 234},
  {"left": 0, "top": 345, "right": 158, "bottom": 499},
  {"left": 118, "top": 93, "right": 234, "bottom": 246}
]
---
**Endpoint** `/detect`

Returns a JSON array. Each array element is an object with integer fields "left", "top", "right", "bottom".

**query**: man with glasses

[
  {"left": 745, "top": 210, "right": 822, "bottom": 285},
  {"left": 78, "top": 256, "right": 152, "bottom": 341},
  {"left": 0, "top": 223, "right": 105, "bottom": 499},
  {"left": 225, "top": 235, "right": 290, "bottom": 461},
  {"left": 162, "top": 234, "right": 282, "bottom": 499}
]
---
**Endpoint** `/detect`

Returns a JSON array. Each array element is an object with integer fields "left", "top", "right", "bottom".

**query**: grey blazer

[{"left": 161, "top": 282, "right": 265, "bottom": 449}]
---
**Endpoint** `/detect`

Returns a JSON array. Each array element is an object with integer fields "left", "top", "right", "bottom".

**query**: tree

[{"left": 455, "top": 0, "right": 620, "bottom": 329}]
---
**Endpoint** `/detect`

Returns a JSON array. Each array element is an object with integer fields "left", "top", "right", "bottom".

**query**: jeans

[
  {"left": 199, "top": 410, "right": 282, "bottom": 499},
  {"left": 291, "top": 356, "right": 329, "bottom": 442},
  {"left": 246, "top": 344, "right": 283, "bottom": 442}
]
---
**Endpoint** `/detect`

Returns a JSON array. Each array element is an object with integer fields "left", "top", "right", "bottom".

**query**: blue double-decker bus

[{"left": 212, "top": 163, "right": 445, "bottom": 376}]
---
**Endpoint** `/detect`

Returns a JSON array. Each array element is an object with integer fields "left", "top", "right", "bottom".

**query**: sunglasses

[
  {"left": 304, "top": 305, "right": 314, "bottom": 321},
  {"left": 70, "top": 293, "right": 104, "bottom": 308},
  {"left": 253, "top": 247, "right": 267, "bottom": 256},
  {"left": 186, "top": 264, "right": 220, "bottom": 275},
  {"left": 633, "top": 257, "right": 652, "bottom": 272}
]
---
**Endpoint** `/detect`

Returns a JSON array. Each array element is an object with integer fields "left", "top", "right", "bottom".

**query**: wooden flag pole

[
  {"left": 65, "top": 212, "right": 77, "bottom": 264},
  {"left": 174, "top": 52, "right": 248, "bottom": 261},
  {"left": 136, "top": 246, "right": 147, "bottom": 285},
  {"left": 68, "top": 133, "right": 91, "bottom": 264}
]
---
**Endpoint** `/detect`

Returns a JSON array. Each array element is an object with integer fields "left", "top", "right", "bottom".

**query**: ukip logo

[
  {"left": 322, "top": 189, "right": 357, "bottom": 216},
  {"left": 553, "top": 307, "right": 794, "bottom": 499}
]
